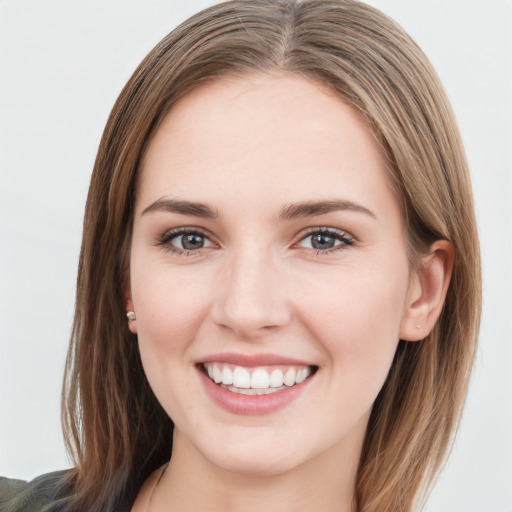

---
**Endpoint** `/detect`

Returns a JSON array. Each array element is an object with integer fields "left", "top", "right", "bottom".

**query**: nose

[{"left": 211, "top": 248, "right": 291, "bottom": 340}]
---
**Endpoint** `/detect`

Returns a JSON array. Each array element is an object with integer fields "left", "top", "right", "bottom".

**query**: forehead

[{"left": 137, "top": 73, "right": 399, "bottom": 219}]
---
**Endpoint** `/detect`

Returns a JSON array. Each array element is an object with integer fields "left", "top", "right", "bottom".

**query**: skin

[{"left": 127, "top": 73, "right": 453, "bottom": 512}]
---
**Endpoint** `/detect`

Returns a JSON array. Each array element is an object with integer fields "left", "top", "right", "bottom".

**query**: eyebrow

[
  {"left": 142, "top": 198, "right": 218, "bottom": 218},
  {"left": 280, "top": 199, "right": 376, "bottom": 220},
  {"left": 141, "top": 197, "right": 375, "bottom": 220}
]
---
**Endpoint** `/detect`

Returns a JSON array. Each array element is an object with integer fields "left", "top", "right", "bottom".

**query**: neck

[{"left": 149, "top": 429, "right": 362, "bottom": 512}]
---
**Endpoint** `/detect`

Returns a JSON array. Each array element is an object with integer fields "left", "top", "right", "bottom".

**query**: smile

[{"left": 202, "top": 362, "right": 315, "bottom": 395}]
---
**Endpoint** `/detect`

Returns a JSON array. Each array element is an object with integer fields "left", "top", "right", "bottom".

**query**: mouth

[{"left": 200, "top": 362, "right": 318, "bottom": 396}]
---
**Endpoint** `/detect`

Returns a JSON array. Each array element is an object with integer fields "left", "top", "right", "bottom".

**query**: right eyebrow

[
  {"left": 141, "top": 198, "right": 218, "bottom": 218},
  {"left": 280, "top": 199, "right": 376, "bottom": 220}
]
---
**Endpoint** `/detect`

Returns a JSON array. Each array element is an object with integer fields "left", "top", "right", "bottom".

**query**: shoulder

[{"left": 0, "top": 471, "right": 69, "bottom": 512}]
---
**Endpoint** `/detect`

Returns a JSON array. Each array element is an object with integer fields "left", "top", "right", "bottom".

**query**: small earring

[
  {"left": 415, "top": 324, "right": 421, "bottom": 330},
  {"left": 126, "top": 311, "right": 136, "bottom": 322}
]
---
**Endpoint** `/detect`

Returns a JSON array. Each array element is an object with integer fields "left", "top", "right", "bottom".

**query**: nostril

[{"left": 210, "top": 271, "right": 291, "bottom": 337}]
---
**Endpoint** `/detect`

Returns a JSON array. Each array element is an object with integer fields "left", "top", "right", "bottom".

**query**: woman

[{"left": 0, "top": 0, "right": 481, "bottom": 511}]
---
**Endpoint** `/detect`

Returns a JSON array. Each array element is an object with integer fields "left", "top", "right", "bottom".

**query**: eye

[
  {"left": 157, "top": 228, "right": 214, "bottom": 254},
  {"left": 296, "top": 228, "right": 354, "bottom": 253}
]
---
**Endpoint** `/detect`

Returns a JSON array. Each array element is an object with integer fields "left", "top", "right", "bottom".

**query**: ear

[
  {"left": 400, "top": 240, "right": 454, "bottom": 341},
  {"left": 124, "top": 284, "right": 137, "bottom": 335}
]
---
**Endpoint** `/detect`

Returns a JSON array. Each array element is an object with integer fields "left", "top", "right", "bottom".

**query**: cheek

[
  {"left": 297, "top": 260, "right": 408, "bottom": 381},
  {"left": 132, "top": 260, "right": 210, "bottom": 338},
  {"left": 131, "top": 270, "right": 214, "bottom": 424},
  {"left": 129, "top": 261, "right": 213, "bottom": 391}
]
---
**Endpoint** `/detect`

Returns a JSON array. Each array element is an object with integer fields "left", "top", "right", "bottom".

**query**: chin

[
  {"left": 214, "top": 452, "right": 301, "bottom": 478},
  {"left": 198, "top": 432, "right": 314, "bottom": 478}
]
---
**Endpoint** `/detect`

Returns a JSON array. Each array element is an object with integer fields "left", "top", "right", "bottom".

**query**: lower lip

[{"left": 198, "top": 367, "right": 314, "bottom": 416}]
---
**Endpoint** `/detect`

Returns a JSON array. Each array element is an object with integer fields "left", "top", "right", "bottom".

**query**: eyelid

[
  {"left": 155, "top": 226, "right": 217, "bottom": 253},
  {"left": 158, "top": 226, "right": 210, "bottom": 242},
  {"left": 294, "top": 226, "right": 356, "bottom": 252}
]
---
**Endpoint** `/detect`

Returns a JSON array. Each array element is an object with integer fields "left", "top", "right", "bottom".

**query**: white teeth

[
  {"left": 295, "top": 367, "right": 311, "bottom": 384},
  {"left": 283, "top": 367, "right": 296, "bottom": 387},
  {"left": 221, "top": 366, "right": 233, "bottom": 385},
  {"left": 232, "top": 366, "right": 251, "bottom": 388},
  {"left": 234, "top": 385, "right": 288, "bottom": 395},
  {"left": 203, "top": 362, "right": 313, "bottom": 392},
  {"left": 270, "top": 368, "right": 284, "bottom": 388},
  {"left": 251, "top": 368, "right": 270, "bottom": 388},
  {"left": 212, "top": 365, "right": 222, "bottom": 384}
]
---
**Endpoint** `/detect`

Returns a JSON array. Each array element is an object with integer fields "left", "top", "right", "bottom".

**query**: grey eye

[
  {"left": 296, "top": 228, "right": 354, "bottom": 252},
  {"left": 171, "top": 232, "right": 213, "bottom": 250},
  {"left": 179, "top": 233, "right": 206, "bottom": 250},
  {"left": 309, "top": 233, "right": 337, "bottom": 250}
]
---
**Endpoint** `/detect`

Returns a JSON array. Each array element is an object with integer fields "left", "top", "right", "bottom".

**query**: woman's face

[{"left": 128, "top": 74, "right": 417, "bottom": 477}]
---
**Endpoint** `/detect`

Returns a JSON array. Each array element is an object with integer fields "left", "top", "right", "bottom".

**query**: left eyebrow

[{"left": 279, "top": 199, "right": 376, "bottom": 220}]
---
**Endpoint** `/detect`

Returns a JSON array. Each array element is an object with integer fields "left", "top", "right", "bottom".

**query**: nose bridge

[{"left": 213, "top": 244, "right": 290, "bottom": 338}]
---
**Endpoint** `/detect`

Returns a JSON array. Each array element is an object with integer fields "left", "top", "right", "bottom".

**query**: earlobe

[
  {"left": 124, "top": 285, "right": 138, "bottom": 335},
  {"left": 400, "top": 240, "right": 454, "bottom": 341}
]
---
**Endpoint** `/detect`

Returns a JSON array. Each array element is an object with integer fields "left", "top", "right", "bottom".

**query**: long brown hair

[{"left": 60, "top": 1, "right": 481, "bottom": 510}]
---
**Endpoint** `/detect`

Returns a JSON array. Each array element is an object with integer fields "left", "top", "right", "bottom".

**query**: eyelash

[
  {"left": 295, "top": 227, "right": 355, "bottom": 254},
  {"left": 155, "top": 227, "right": 355, "bottom": 256},
  {"left": 156, "top": 227, "right": 213, "bottom": 255}
]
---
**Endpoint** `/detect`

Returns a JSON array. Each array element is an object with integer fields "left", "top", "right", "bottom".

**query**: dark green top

[
  {"left": 0, "top": 472, "right": 66, "bottom": 512},
  {"left": 0, "top": 471, "right": 134, "bottom": 511}
]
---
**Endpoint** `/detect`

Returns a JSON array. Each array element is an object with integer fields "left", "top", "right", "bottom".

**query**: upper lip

[{"left": 199, "top": 352, "right": 315, "bottom": 367}]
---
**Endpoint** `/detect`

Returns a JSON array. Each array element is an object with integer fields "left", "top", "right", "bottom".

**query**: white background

[{"left": 0, "top": 1, "right": 510, "bottom": 510}]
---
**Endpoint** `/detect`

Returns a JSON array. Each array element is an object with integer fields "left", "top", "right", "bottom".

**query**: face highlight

[{"left": 127, "top": 73, "right": 417, "bottom": 478}]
